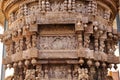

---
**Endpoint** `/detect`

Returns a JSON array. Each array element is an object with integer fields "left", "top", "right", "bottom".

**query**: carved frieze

[{"left": 39, "top": 35, "right": 77, "bottom": 50}]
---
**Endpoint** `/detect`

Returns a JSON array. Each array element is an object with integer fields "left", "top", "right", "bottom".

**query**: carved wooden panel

[{"left": 39, "top": 35, "right": 78, "bottom": 50}]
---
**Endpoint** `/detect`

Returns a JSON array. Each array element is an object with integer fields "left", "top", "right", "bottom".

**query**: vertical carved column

[
  {"left": 45, "top": 66, "right": 49, "bottom": 79},
  {"left": 94, "top": 32, "right": 99, "bottom": 51},
  {"left": 84, "top": 33, "right": 90, "bottom": 48},
  {"left": 15, "top": 40, "right": 20, "bottom": 53},
  {"left": 25, "top": 35, "right": 32, "bottom": 49},
  {"left": 10, "top": 42, "right": 14, "bottom": 55},
  {"left": 73, "top": 65, "right": 79, "bottom": 80},
  {"left": 68, "top": 68, "right": 72, "bottom": 80},
  {"left": 46, "top": 0, "right": 51, "bottom": 11},
  {"left": 63, "top": 0, "right": 68, "bottom": 11},
  {"left": 39, "top": 0, "right": 42, "bottom": 11},
  {"left": 78, "top": 33, "right": 83, "bottom": 49},
  {"left": 106, "top": 39, "right": 111, "bottom": 54},
  {"left": 99, "top": 38, "right": 105, "bottom": 52},
  {"left": 89, "top": 66, "right": 96, "bottom": 80},
  {"left": 6, "top": 44, "right": 10, "bottom": 56},
  {"left": 99, "top": 32, "right": 107, "bottom": 61},
  {"left": 32, "top": 33, "right": 37, "bottom": 47},
  {"left": 75, "top": 20, "right": 84, "bottom": 58},
  {"left": 68, "top": 0, "right": 72, "bottom": 12},
  {"left": 19, "top": 38, "right": 23, "bottom": 51},
  {"left": 36, "top": 65, "right": 44, "bottom": 80},
  {"left": 9, "top": 13, "right": 14, "bottom": 24},
  {"left": 72, "top": 0, "right": 76, "bottom": 12}
]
